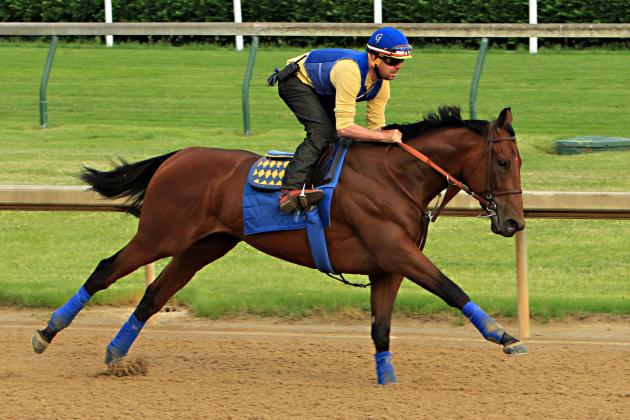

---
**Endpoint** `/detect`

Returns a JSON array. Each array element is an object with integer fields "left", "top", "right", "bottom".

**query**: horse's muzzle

[{"left": 490, "top": 214, "right": 525, "bottom": 237}]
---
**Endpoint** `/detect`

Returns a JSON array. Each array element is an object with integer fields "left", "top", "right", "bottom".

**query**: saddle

[
  {"left": 248, "top": 139, "right": 349, "bottom": 191},
  {"left": 242, "top": 140, "right": 351, "bottom": 274}
]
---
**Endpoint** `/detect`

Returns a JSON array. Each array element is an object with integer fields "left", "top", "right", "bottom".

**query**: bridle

[
  {"left": 396, "top": 123, "right": 521, "bottom": 221},
  {"left": 475, "top": 123, "right": 522, "bottom": 214}
]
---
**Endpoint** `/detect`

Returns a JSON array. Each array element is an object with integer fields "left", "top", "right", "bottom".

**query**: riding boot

[{"left": 279, "top": 187, "right": 324, "bottom": 214}]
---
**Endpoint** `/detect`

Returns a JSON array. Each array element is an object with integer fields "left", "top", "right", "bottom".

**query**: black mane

[{"left": 385, "top": 106, "right": 487, "bottom": 141}]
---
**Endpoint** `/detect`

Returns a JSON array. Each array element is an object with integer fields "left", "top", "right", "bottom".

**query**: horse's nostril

[{"left": 505, "top": 219, "right": 521, "bottom": 233}]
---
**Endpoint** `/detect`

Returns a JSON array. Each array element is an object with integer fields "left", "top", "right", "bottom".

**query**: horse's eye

[{"left": 497, "top": 159, "right": 508, "bottom": 168}]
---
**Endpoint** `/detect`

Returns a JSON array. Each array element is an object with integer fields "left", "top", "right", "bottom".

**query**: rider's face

[
  {"left": 377, "top": 57, "right": 404, "bottom": 80},
  {"left": 369, "top": 53, "right": 405, "bottom": 80}
]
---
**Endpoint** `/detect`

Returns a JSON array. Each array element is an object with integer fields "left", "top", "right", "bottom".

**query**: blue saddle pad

[{"left": 242, "top": 143, "right": 348, "bottom": 235}]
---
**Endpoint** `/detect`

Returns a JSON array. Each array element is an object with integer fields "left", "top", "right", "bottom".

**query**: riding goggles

[{"left": 379, "top": 55, "right": 405, "bottom": 66}]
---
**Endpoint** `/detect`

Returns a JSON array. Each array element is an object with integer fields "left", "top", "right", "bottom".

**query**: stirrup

[
  {"left": 298, "top": 186, "right": 323, "bottom": 209},
  {"left": 279, "top": 187, "right": 323, "bottom": 214}
]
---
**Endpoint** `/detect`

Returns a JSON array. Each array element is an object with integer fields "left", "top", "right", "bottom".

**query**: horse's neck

[{"left": 401, "top": 129, "right": 480, "bottom": 207}]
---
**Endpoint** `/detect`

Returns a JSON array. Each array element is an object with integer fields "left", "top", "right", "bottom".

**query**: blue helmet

[{"left": 367, "top": 27, "right": 412, "bottom": 59}]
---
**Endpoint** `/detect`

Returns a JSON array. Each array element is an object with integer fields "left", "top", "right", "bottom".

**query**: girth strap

[{"left": 305, "top": 207, "right": 336, "bottom": 274}]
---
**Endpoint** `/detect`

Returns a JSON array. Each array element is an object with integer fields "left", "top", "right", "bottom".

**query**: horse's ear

[{"left": 496, "top": 107, "right": 512, "bottom": 128}]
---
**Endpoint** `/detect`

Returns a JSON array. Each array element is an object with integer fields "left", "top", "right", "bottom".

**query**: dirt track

[{"left": 1, "top": 307, "right": 629, "bottom": 419}]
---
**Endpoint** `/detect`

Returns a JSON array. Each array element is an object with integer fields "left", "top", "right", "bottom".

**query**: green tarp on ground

[{"left": 556, "top": 136, "right": 630, "bottom": 155}]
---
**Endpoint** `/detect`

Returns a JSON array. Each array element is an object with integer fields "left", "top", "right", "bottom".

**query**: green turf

[{"left": 0, "top": 41, "right": 628, "bottom": 318}]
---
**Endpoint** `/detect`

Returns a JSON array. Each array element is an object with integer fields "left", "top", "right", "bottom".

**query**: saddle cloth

[
  {"left": 242, "top": 142, "right": 349, "bottom": 273},
  {"left": 248, "top": 150, "right": 293, "bottom": 190}
]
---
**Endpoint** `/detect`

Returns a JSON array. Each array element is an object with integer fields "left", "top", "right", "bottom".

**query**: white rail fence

[
  {"left": 1, "top": 22, "right": 629, "bottom": 38},
  {"left": 2, "top": 186, "right": 629, "bottom": 337}
]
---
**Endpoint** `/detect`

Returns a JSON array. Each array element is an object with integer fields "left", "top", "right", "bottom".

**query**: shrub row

[{"left": 2, "top": 0, "right": 628, "bottom": 48}]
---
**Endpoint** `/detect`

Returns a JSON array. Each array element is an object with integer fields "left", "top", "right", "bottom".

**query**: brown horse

[{"left": 32, "top": 106, "right": 526, "bottom": 385}]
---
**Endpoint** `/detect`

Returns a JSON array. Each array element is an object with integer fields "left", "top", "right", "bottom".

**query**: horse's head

[{"left": 466, "top": 108, "right": 525, "bottom": 237}]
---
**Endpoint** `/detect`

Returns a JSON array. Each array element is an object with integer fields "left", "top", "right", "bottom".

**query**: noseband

[{"left": 396, "top": 124, "right": 522, "bottom": 220}]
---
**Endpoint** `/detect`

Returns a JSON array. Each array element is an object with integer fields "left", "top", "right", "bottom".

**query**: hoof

[
  {"left": 99, "top": 358, "right": 148, "bottom": 377},
  {"left": 32, "top": 330, "right": 50, "bottom": 354},
  {"left": 378, "top": 370, "right": 398, "bottom": 385},
  {"left": 105, "top": 347, "right": 125, "bottom": 366},
  {"left": 503, "top": 341, "right": 528, "bottom": 355},
  {"left": 375, "top": 351, "right": 398, "bottom": 385}
]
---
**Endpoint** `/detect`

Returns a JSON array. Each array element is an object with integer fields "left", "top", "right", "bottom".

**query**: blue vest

[{"left": 304, "top": 49, "right": 383, "bottom": 102}]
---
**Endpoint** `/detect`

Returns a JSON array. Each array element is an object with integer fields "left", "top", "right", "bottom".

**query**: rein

[
  {"left": 396, "top": 128, "right": 520, "bottom": 221},
  {"left": 397, "top": 142, "right": 491, "bottom": 209}
]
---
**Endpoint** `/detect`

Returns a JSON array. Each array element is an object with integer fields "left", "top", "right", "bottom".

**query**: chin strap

[
  {"left": 371, "top": 55, "right": 384, "bottom": 80},
  {"left": 373, "top": 64, "right": 383, "bottom": 79}
]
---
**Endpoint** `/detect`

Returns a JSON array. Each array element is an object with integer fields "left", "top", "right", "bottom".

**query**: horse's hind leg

[
  {"left": 104, "top": 232, "right": 240, "bottom": 365},
  {"left": 32, "top": 235, "right": 166, "bottom": 354},
  {"left": 370, "top": 273, "right": 403, "bottom": 385}
]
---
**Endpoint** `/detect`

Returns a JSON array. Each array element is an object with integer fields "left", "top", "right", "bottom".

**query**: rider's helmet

[{"left": 366, "top": 27, "right": 412, "bottom": 60}]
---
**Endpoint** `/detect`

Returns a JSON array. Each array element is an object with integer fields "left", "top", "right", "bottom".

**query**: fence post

[
  {"left": 469, "top": 37, "right": 489, "bottom": 119},
  {"left": 529, "top": 0, "right": 538, "bottom": 53},
  {"left": 145, "top": 263, "right": 155, "bottom": 286},
  {"left": 516, "top": 230, "right": 530, "bottom": 338},
  {"left": 104, "top": 0, "right": 114, "bottom": 47},
  {"left": 233, "top": 0, "right": 244, "bottom": 51},
  {"left": 39, "top": 36, "right": 58, "bottom": 128},
  {"left": 242, "top": 35, "right": 259, "bottom": 136},
  {"left": 374, "top": 0, "right": 382, "bottom": 24},
  {"left": 144, "top": 263, "right": 157, "bottom": 324}
]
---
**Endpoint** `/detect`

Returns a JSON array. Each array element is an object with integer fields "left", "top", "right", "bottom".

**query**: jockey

[{"left": 268, "top": 26, "right": 412, "bottom": 213}]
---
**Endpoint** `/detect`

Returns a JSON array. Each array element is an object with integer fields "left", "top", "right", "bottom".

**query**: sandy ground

[{"left": 1, "top": 306, "right": 629, "bottom": 419}]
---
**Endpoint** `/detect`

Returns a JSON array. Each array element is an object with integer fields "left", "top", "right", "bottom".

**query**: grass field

[{"left": 0, "top": 41, "right": 628, "bottom": 318}]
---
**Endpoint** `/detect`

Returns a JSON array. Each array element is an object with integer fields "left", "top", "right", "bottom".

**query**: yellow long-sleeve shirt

[{"left": 288, "top": 54, "right": 390, "bottom": 130}]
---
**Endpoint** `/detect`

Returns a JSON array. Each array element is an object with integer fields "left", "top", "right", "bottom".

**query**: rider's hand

[{"left": 382, "top": 129, "right": 403, "bottom": 143}]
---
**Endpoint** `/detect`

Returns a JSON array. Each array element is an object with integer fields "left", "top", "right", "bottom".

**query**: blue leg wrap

[
  {"left": 105, "top": 314, "right": 145, "bottom": 365},
  {"left": 462, "top": 301, "right": 505, "bottom": 344},
  {"left": 48, "top": 286, "right": 92, "bottom": 333},
  {"left": 375, "top": 351, "right": 397, "bottom": 385}
]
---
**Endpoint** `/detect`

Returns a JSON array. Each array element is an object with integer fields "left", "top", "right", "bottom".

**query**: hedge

[{"left": 2, "top": 0, "right": 629, "bottom": 48}]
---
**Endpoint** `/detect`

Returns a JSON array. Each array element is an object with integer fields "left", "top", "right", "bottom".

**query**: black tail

[{"left": 80, "top": 151, "right": 179, "bottom": 217}]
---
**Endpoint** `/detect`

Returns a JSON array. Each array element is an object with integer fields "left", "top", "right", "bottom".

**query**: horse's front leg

[
  {"left": 364, "top": 226, "right": 527, "bottom": 356},
  {"left": 369, "top": 272, "right": 403, "bottom": 385}
]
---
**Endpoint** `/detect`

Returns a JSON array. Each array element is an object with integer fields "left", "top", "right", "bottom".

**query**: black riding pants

[{"left": 278, "top": 75, "right": 336, "bottom": 189}]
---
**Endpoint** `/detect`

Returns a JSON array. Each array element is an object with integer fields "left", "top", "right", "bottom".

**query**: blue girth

[{"left": 305, "top": 207, "right": 336, "bottom": 273}]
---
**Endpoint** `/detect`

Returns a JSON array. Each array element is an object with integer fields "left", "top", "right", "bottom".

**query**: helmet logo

[{"left": 375, "top": 33, "right": 382, "bottom": 43}]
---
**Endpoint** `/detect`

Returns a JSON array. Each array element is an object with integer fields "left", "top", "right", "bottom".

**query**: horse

[{"left": 31, "top": 106, "right": 526, "bottom": 385}]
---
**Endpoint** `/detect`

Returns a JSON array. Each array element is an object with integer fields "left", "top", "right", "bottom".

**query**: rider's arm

[
  {"left": 337, "top": 124, "right": 401, "bottom": 142},
  {"left": 330, "top": 61, "right": 401, "bottom": 143}
]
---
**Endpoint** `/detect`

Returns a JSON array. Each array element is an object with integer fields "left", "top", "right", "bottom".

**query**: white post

[
  {"left": 529, "top": 0, "right": 538, "bottom": 54},
  {"left": 233, "top": 0, "right": 244, "bottom": 51},
  {"left": 104, "top": 0, "right": 113, "bottom": 48},
  {"left": 374, "top": 0, "right": 383, "bottom": 25}
]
